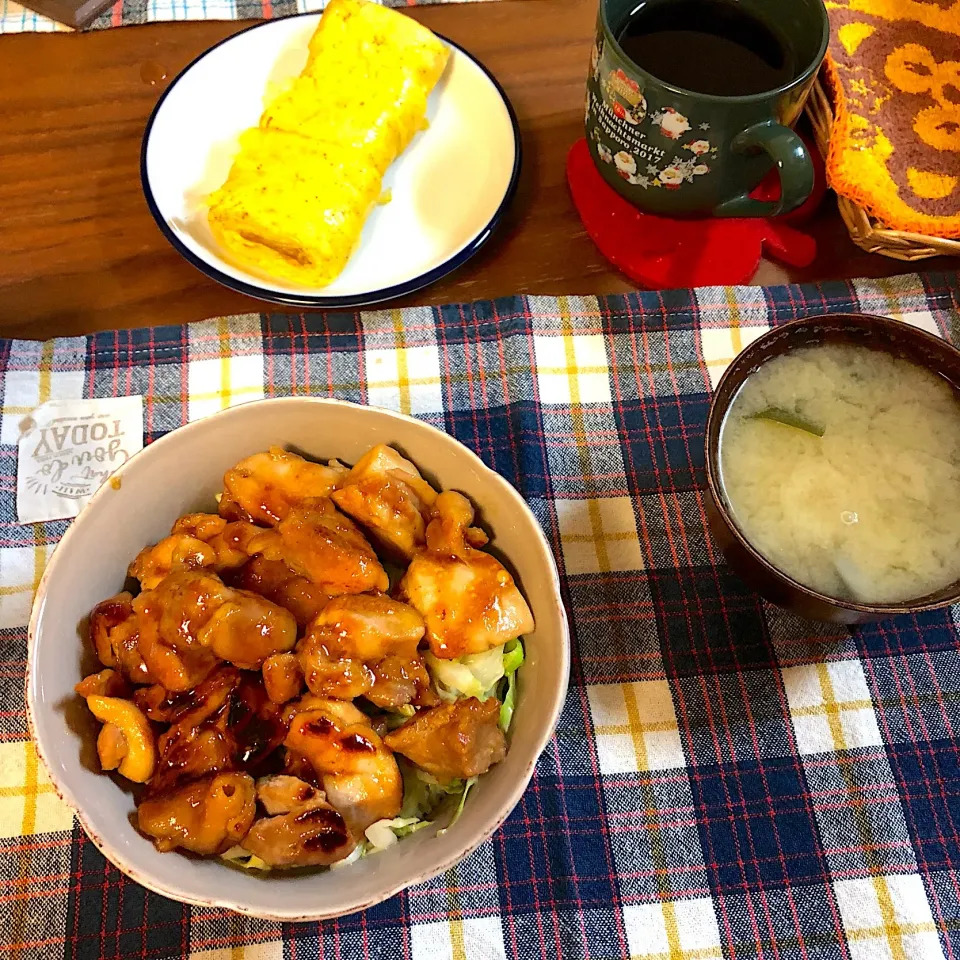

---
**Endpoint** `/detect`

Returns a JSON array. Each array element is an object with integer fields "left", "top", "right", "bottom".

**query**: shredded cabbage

[
  {"left": 364, "top": 816, "right": 429, "bottom": 852},
  {"left": 220, "top": 845, "right": 269, "bottom": 871},
  {"left": 425, "top": 646, "right": 505, "bottom": 701},
  {"left": 425, "top": 638, "right": 525, "bottom": 708},
  {"left": 400, "top": 762, "right": 463, "bottom": 818},
  {"left": 502, "top": 638, "right": 523, "bottom": 675},
  {"left": 499, "top": 639, "right": 524, "bottom": 731},
  {"left": 438, "top": 776, "right": 479, "bottom": 836},
  {"left": 329, "top": 845, "right": 365, "bottom": 870},
  {"left": 384, "top": 703, "right": 416, "bottom": 730}
]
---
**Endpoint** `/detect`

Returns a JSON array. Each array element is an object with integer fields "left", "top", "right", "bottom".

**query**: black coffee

[{"left": 616, "top": 0, "right": 796, "bottom": 97}]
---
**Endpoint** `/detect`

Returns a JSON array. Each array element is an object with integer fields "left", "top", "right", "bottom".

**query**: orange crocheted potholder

[{"left": 824, "top": 0, "right": 960, "bottom": 238}]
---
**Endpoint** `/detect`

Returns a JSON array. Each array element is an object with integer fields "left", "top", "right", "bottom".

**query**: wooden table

[{"left": 0, "top": 0, "right": 954, "bottom": 340}]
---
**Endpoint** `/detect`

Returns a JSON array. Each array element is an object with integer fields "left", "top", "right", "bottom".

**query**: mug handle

[{"left": 712, "top": 119, "right": 815, "bottom": 218}]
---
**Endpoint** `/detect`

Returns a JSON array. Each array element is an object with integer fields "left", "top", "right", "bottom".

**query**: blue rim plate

[{"left": 140, "top": 15, "right": 522, "bottom": 309}]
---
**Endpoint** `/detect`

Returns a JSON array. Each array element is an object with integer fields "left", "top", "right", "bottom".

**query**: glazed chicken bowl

[{"left": 27, "top": 397, "right": 569, "bottom": 920}]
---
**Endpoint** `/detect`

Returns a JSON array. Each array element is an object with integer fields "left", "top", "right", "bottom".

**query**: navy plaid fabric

[{"left": 1, "top": 270, "right": 959, "bottom": 959}]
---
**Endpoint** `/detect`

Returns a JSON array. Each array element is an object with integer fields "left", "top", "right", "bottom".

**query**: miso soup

[{"left": 719, "top": 341, "right": 960, "bottom": 604}]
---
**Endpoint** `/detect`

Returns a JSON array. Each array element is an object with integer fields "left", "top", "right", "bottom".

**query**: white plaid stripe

[
  {"left": 148, "top": 0, "right": 237, "bottom": 20},
  {"left": 0, "top": 740, "right": 74, "bottom": 839},
  {"left": 533, "top": 333, "right": 612, "bottom": 405},
  {"left": 0, "top": 541, "right": 56, "bottom": 630},
  {"left": 623, "top": 898, "right": 723, "bottom": 960},
  {"left": 0, "top": 0, "right": 493, "bottom": 32},
  {"left": 833, "top": 875, "right": 945, "bottom": 960},
  {"left": 0, "top": 0, "right": 71, "bottom": 30},
  {"left": 782, "top": 660, "right": 883, "bottom": 755},
  {"left": 410, "top": 916, "right": 507, "bottom": 960},
  {"left": 365, "top": 344, "right": 443, "bottom": 415},
  {"left": 555, "top": 496, "right": 644, "bottom": 575},
  {"left": 0, "top": 370, "right": 85, "bottom": 446},
  {"left": 887, "top": 310, "right": 943, "bottom": 338},
  {"left": 587, "top": 680, "right": 685, "bottom": 773},
  {"left": 188, "top": 937, "right": 285, "bottom": 959},
  {"left": 186, "top": 318, "right": 265, "bottom": 421},
  {"left": 698, "top": 324, "right": 769, "bottom": 388}
]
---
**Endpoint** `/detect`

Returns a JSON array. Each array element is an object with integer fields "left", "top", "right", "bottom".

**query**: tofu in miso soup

[{"left": 719, "top": 342, "right": 960, "bottom": 604}]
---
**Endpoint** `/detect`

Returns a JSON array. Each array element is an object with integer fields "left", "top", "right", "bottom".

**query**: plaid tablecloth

[
  {"left": 0, "top": 0, "right": 491, "bottom": 41},
  {"left": 2, "top": 270, "right": 960, "bottom": 960}
]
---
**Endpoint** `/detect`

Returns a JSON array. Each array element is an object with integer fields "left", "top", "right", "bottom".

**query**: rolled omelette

[{"left": 207, "top": 0, "right": 450, "bottom": 288}]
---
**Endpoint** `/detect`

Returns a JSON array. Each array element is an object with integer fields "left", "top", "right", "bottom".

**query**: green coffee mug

[{"left": 585, "top": 0, "right": 829, "bottom": 216}]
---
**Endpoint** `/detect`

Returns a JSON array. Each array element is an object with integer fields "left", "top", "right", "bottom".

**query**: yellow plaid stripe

[
  {"left": 391, "top": 310, "right": 413, "bottom": 416},
  {"left": 189, "top": 387, "right": 265, "bottom": 407},
  {"left": 538, "top": 365, "right": 609, "bottom": 376},
  {"left": 796, "top": 664, "right": 895, "bottom": 865},
  {"left": 783, "top": 659, "right": 883, "bottom": 757},
  {"left": 0, "top": 583, "right": 35, "bottom": 598},
  {"left": 557, "top": 497, "right": 644, "bottom": 576},
  {"left": 0, "top": 740, "right": 74, "bottom": 839},
  {"left": 835, "top": 876, "right": 942, "bottom": 960},
  {"left": 622, "top": 684, "right": 686, "bottom": 960},
  {"left": 813, "top": 666, "right": 935, "bottom": 959},
  {"left": 187, "top": 940, "right": 286, "bottom": 960},
  {"left": 590, "top": 680, "right": 685, "bottom": 774},
  {"left": 633, "top": 944, "right": 722, "bottom": 960},
  {"left": 364, "top": 334, "right": 442, "bottom": 416},
  {"left": 846, "top": 915, "right": 937, "bottom": 945},
  {"left": 0, "top": 739, "right": 74, "bottom": 954},
  {"left": 184, "top": 388, "right": 264, "bottom": 406},
  {"left": 186, "top": 321, "right": 265, "bottom": 421},
  {"left": 198, "top": 318, "right": 263, "bottom": 411},
  {"left": 793, "top": 663, "right": 883, "bottom": 754},
  {"left": 560, "top": 296, "right": 612, "bottom": 571},
  {"left": 0, "top": 405, "right": 33, "bottom": 419},
  {"left": 871, "top": 875, "right": 912, "bottom": 960},
  {"left": 595, "top": 687, "right": 677, "bottom": 771},
  {"left": 592, "top": 678, "right": 688, "bottom": 960},
  {"left": 560, "top": 531, "right": 638, "bottom": 543},
  {"left": 625, "top": 901, "right": 724, "bottom": 959},
  {"left": 444, "top": 866, "right": 468, "bottom": 960}
]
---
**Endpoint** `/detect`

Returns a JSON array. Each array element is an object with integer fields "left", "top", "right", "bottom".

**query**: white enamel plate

[{"left": 141, "top": 14, "right": 521, "bottom": 308}]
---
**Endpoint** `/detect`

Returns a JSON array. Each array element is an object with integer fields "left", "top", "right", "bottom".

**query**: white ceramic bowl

[
  {"left": 27, "top": 398, "right": 569, "bottom": 920},
  {"left": 141, "top": 14, "right": 521, "bottom": 308}
]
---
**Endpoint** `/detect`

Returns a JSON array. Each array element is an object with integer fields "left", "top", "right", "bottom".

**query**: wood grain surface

[{"left": 0, "top": 0, "right": 954, "bottom": 340}]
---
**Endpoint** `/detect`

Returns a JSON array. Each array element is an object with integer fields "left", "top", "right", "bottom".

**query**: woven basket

[{"left": 805, "top": 77, "right": 960, "bottom": 261}]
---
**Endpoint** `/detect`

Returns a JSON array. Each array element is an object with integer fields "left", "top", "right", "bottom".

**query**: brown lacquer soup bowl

[{"left": 704, "top": 313, "right": 960, "bottom": 624}]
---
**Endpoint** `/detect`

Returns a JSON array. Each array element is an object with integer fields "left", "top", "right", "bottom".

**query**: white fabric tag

[{"left": 16, "top": 396, "right": 144, "bottom": 524}]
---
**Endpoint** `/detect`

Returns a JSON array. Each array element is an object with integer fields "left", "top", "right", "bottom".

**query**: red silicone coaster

[{"left": 567, "top": 137, "right": 826, "bottom": 289}]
